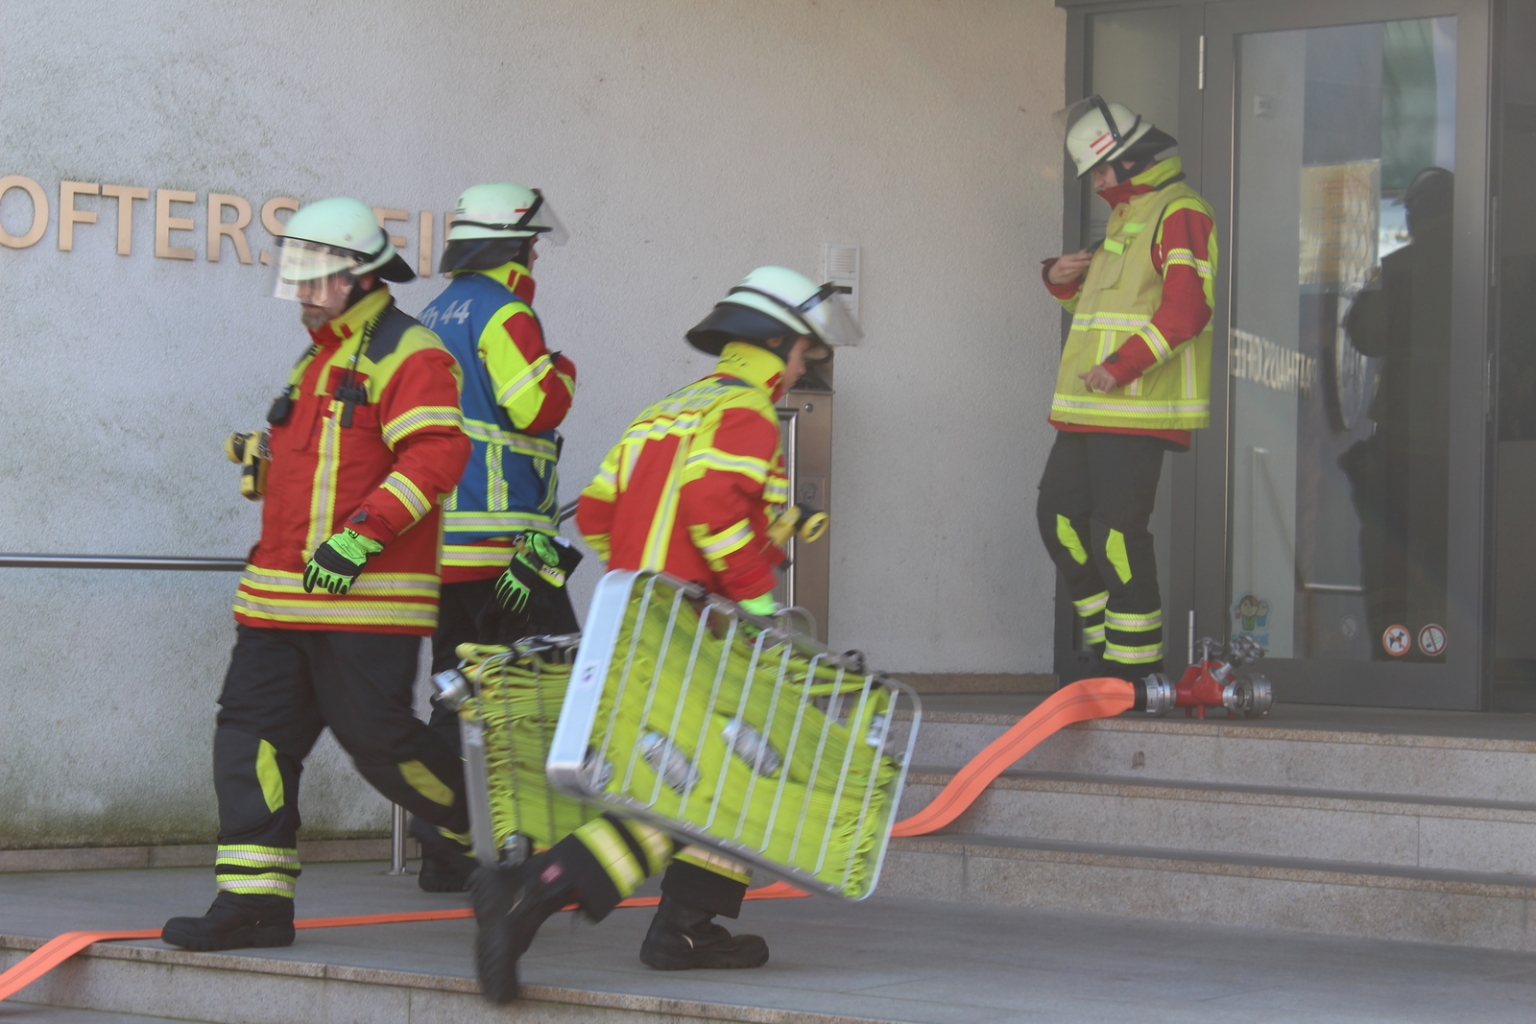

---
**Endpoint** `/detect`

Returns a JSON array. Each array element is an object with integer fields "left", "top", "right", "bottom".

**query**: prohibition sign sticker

[
  {"left": 1382, "top": 624, "right": 1411, "bottom": 657},
  {"left": 1418, "top": 624, "right": 1447, "bottom": 656}
]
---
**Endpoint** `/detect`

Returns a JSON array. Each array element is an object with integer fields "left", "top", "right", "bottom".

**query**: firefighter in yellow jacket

[
  {"left": 469, "top": 266, "right": 858, "bottom": 1003},
  {"left": 1039, "top": 97, "right": 1218, "bottom": 678}
]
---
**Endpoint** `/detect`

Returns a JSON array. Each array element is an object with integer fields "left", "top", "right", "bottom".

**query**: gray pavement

[{"left": 4, "top": 861, "right": 1536, "bottom": 1022}]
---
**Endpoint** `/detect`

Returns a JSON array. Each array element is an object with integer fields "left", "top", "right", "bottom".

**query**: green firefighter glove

[
  {"left": 303, "top": 529, "right": 385, "bottom": 595},
  {"left": 738, "top": 593, "right": 778, "bottom": 617},
  {"left": 495, "top": 532, "right": 584, "bottom": 614}
]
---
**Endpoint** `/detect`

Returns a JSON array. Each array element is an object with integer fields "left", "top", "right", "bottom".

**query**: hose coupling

[
  {"left": 431, "top": 668, "right": 472, "bottom": 711},
  {"left": 1221, "top": 674, "right": 1275, "bottom": 718},
  {"left": 1135, "top": 673, "right": 1176, "bottom": 715}
]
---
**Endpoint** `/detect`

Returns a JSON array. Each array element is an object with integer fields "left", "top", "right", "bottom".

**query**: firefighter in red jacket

[
  {"left": 162, "top": 198, "right": 472, "bottom": 952},
  {"left": 468, "top": 266, "right": 858, "bottom": 1003},
  {"left": 1039, "top": 97, "right": 1218, "bottom": 679}
]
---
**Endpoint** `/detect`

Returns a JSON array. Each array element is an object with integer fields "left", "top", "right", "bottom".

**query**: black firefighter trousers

[
  {"left": 1036, "top": 432, "right": 1169, "bottom": 674},
  {"left": 212, "top": 624, "right": 468, "bottom": 900}
]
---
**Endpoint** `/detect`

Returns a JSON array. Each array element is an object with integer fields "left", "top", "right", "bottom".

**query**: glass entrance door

[{"left": 1199, "top": 0, "right": 1491, "bottom": 708}]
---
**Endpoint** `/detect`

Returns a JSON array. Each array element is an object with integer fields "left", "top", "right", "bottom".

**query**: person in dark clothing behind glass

[{"left": 1342, "top": 167, "right": 1453, "bottom": 660}]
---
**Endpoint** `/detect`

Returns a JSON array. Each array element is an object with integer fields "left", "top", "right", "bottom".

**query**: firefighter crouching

[
  {"left": 162, "top": 198, "right": 472, "bottom": 951},
  {"left": 410, "top": 182, "right": 582, "bottom": 893},
  {"left": 468, "top": 266, "right": 859, "bottom": 1003},
  {"left": 1037, "top": 97, "right": 1218, "bottom": 679}
]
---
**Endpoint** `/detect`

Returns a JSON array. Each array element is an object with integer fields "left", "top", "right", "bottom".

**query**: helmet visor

[
  {"left": 271, "top": 239, "right": 361, "bottom": 302},
  {"left": 526, "top": 192, "right": 569, "bottom": 246},
  {"left": 796, "top": 283, "right": 862, "bottom": 348}
]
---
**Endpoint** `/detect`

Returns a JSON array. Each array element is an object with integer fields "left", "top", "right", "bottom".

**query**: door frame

[
  {"left": 1196, "top": 0, "right": 1492, "bottom": 708},
  {"left": 1059, "top": 0, "right": 1496, "bottom": 708}
]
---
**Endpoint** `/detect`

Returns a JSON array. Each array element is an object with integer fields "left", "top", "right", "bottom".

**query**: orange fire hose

[
  {"left": 891, "top": 677, "right": 1135, "bottom": 836},
  {"left": 0, "top": 678, "right": 1134, "bottom": 1002}
]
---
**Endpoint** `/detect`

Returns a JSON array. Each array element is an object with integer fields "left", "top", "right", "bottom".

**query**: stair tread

[
  {"left": 895, "top": 830, "right": 1536, "bottom": 890},
  {"left": 903, "top": 766, "right": 1536, "bottom": 815}
]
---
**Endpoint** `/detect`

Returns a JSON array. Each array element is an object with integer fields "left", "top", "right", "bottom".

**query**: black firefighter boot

[
  {"left": 410, "top": 816, "right": 478, "bottom": 893},
  {"left": 639, "top": 895, "right": 770, "bottom": 970},
  {"left": 161, "top": 892, "right": 295, "bottom": 951},
  {"left": 471, "top": 849, "right": 578, "bottom": 1004}
]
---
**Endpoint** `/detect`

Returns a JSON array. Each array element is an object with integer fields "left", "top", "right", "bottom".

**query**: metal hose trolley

[
  {"left": 433, "top": 636, "right": 604, "bottom": 867},
  {"left": 547, "top": 570, "right": 922, "bottom": 900}
]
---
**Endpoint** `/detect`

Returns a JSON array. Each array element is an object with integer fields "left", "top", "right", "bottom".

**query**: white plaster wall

[{"left": 0, "top": 0, "right": 1066, "bottom": 846}]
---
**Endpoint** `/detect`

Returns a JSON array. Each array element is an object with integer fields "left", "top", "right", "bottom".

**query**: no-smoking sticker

[
  {"left": 1382, "top": 624, "right": 1411, "bottom": 657},
  {"left": 1418, "top": 624, "right": 1447, "bottom": 656}
]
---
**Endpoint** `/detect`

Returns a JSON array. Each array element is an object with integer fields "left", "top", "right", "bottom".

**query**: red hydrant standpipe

[{"left": 1131, "top": 636, "right": 1275, "bottom": 720}]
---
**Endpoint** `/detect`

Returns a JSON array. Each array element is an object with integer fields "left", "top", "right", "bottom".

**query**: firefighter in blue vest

[{"left": 411, "top": 182, "right": 583, "bottom": 891}]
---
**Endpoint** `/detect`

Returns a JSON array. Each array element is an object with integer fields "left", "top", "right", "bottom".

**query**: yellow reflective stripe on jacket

[
  {"left": 1143, "top": 323, "right": 1175, "bottom": 363},
  {"left": 1163, "top": 247, "right": 1215, "bottom": 279},
  {"left": 685, "top": 447, "right": 771, "bottom": 484},
  {"left": 380, "top": 405, "right": 463, "bottom": 448},
  {"left": 586, "top": 458, "right": 618, "bottom": 502},
  {"left": 1071, "top": 312, "right": 1153, "bottom": 333},
  {"left": 689, "top": 518, "right": 754, "bottom": 570},
  {"left": 442, "top": 541, "right": 517, "bottom": 568},
  {"left": 640, "top": 428, "right": 690, "bottom": 570},
  {"left": 1050, "top": 395, "right": 1210, "bottom": 419},
  {"left": 232, "top": 595, "right": 439, "bottom": 628},
  {"left": 234, "top": 566, "right": 440, "bottom": 628},
  {"left": 306, "top": 410, "right": 343, "bottom": 557},
  {"left": 459, "top": 418, "right": 559, "bottom": 460},
  {"left": 483, "top": 444, "right": 507, "bottom": 510},
  {"left": 237, "top": 567, "right": 440, "bottom": 596},
  {"left": 443, "top": 510, "right": 554, "bottom": 532},
  {"left": 382, "top": 471, "right": 432, "bottom": 522},
  {"left": 495, "top": 353, "right": 553, "bottom": 408}
]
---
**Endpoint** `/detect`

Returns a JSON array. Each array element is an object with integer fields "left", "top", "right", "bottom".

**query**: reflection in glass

[
  {"left": 1229, "top": 17, "right": 1455, "bottom": 664},
  {"left": 1341, "top": 167, "right": 1452, "bottom": 661}
]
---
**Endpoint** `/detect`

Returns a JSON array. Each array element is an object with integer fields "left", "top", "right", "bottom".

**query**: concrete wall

[{"left": 0, "top": 0, "right": 1067, "bottom": 847}]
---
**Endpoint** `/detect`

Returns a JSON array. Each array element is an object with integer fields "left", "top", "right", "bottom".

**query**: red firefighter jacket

[
  {"left": 576, "top": 342, "right": 789, "bottom": 602},
  {"left": 234, "top": 288, "right": 471, "bottom": 635}
]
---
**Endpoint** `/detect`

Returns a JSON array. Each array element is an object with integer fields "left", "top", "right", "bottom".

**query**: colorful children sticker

[{"left": 1233, "top": 594, "right": 1271, "bottom": 649}]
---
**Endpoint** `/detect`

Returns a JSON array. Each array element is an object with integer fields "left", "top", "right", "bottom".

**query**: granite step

[
  {"left": 879, "top": 831, "right": 1536, "bottom": 952},
  {"left": 896, "top": 769, "right": 1536, "bottom": 877},
  {"left": 891, "top": 711, "right": 1536, "bottom": 803}
]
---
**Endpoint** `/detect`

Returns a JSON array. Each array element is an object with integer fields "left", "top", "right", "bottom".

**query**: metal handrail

[
  {"left": 0, "top": 554, "right": 248, "bottom": 571},
  {"left": 0, "top": 501, "right": 582, "bottom": 572}
]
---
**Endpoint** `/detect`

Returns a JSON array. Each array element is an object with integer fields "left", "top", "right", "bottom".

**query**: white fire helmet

[
  {"left": 447, "top": 182, "right": 568, "bottom": 246},
  {"left": 1062, "top": 95, "right": 1157, "bottom": 178},
  {"left": 270, "top": 197, "right": 414, "bottom": 302},
  {"left": 686, "top": 266, "right": 862, "bottom": 360}
]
